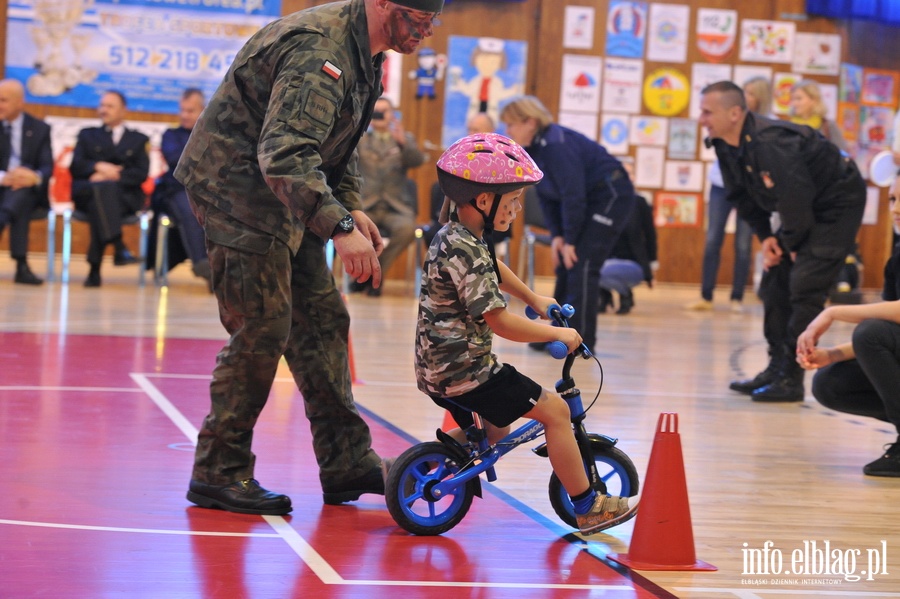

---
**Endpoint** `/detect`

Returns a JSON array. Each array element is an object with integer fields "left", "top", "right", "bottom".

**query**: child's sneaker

[{"left": 576, "top": 494, "right": 640, "bottom": 535}]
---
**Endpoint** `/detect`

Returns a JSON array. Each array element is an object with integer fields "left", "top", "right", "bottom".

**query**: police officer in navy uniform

[
  {"left": 175, "top": 0, "right": 442, "bottom": 516},
  {"left": 69, "top": 90, "right": 149, "bottom": 287},
  {"left": 700, "top": 81, "right": 866, "bottom": 402},
  {"left": 0, "top": 79, "right": 53, "bottom": 285}
]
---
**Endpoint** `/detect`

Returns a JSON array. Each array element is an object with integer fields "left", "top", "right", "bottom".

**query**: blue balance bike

[{"left": 386, "top": 304, "right": 639, "bottom": 536}]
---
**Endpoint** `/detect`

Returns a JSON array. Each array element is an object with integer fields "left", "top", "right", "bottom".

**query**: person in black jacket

[
  {"left": 796, "top": 173, "right": 900, "bottom": 476},
  {"left": 598, "top": 193, "right": 657, "bottom": 315},
  {"left": 700, "top": 81, "right": 866, "bottom": 402},
  {"left": 70, "top": 90, "right": 149, "bottom": 287},
  {"left": 0, "top": 79, "right": 53, "bottom": 285}
]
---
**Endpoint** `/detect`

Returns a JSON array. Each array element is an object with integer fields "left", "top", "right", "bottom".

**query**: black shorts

[{"left": 431, "top": 364, "right": 543, "bottom": 429}]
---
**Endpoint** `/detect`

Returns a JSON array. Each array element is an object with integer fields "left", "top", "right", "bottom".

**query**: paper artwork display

[
  {"left": 605, "top": 0, "right": 647, "bottom": 58},
  {"left": 820, "top": 83, "right": 838, "bottom": 121},
  {"left": 442, "top": 36, "right": 527, "bottom": 148},
  {"left": 689, "top": 63, "right": 731, "bottom": 119},
  {"left": 733, "top": 65, "right": 773, "bottom": 91},
  {"left": 646, "top": 3, "right": 690, "bottom": 63},
  {"left": 642, "top": 68, "right": 690, "bottom": 116},
  {"left": 792, "top": 33, "right": 841, "bottom": 76},
  {"left": 859, "top": 106, "right": 894, "bottom": 150},
  {"left": 634, "top": 145, "right": 665, "bottom": 188},
  {"left": 564, "top": 6, "right": 596, "bottom": 50},
  {"left": 559, "top": 111, "right": 599, "bottom": 141},
  {"left": 668, "top": 118, "right": 698, "bottom": 160},
  {"left": 600, "top": 113, "right": 630, "bottom": 154},
  {"left": 664, "top": 160, "right": 704, "bottom": 192},
  {"left": 772, "top": 72, "right": 802, "bottom": 116},
  {"left": 739, "top": 19, "right": 795, "bottom": 64},
  {"left": 863, "top": 186, "right": 881, "bottom": 226},
  {"left": 840, "top": 63, "right": 864, "bottom": 104},
  {"left": 695, "top": 8, "right": 737, "bottom": 63},
  {"left": 861, "top": 69, "right": 899, "bottom": 108},
  {"left": 838, "top": 103, "right": 860, "bottom": 141},
  {"left": 655, "top": 192, "right": 702, "bottom": 227},
  {"left": 559, "top": 54, "right": 603, "bottom": 114},
  {"left": 601, "top": 57, "right": 644, "bottom": 114},
  {"left": 629, "top": 115, "right": 668, "bottom": 146}
]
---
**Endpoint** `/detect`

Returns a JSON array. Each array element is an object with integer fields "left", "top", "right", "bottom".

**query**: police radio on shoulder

[{"left": 332, "top": 213, "right": 355, "bottom": 238}]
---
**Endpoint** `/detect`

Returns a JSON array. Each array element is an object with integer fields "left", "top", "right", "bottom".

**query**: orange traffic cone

[
  {"left": 441, "top": 410, "right": 456, "bottom": 432},
  {"left": 608, "top": 413, "right": 716, "bottom": 571}
]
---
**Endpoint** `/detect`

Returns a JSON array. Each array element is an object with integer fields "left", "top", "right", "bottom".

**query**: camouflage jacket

[
  {"left": 174, "top": 0, "right": 383, "bottom": 252},
  {"left": 415, "top": 221, "right": 506, "bottom": 398}
]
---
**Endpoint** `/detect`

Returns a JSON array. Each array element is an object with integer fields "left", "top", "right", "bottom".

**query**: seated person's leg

[
  {"left": 167, "top": 189, "right": 209, "bottom": 279},
  {"left": 1, "top": 188, "right": 44, "bottom": 284}
]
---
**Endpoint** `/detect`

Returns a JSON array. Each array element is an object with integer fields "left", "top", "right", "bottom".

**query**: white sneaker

[
  {"left": 576, "top": 494, "right": 640, "bottom": 535},
  {"left": 730, "top": 300, "right": 744, "bottom": 313},
  {"left": 685, "top": 299, "right": 713, "bottom": 311}
]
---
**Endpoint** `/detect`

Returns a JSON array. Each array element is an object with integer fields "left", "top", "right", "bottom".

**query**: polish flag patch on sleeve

[{"left": 322, "top": 61, "right": 342, "bottom": 80}]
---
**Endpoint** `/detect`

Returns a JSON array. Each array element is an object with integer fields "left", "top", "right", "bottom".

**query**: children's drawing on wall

[
  {"left": 408, "top": 47, "right": 446, "bottom": 100},
  {"left": 442, "top": 36, "right": 527, "bottom": 148}
]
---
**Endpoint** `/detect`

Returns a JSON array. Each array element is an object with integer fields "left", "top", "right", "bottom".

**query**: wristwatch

[{"left": 332, "top": 213, "right": 355, "bottom": 238}]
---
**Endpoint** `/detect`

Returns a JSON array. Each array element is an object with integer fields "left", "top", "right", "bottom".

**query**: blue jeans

[
  {"left": 701, "top": 184, "right": 752, "bottom": 301},
  {"left": 599, "top": 259, "right": 644, "bottom": 295}
]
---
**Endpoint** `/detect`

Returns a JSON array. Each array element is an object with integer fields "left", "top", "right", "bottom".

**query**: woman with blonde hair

[
  {"left": 743, "top": 76, "right": 774, "bottom": 117},
  {"left": 790, "top": 79, "right": 847, "bottom": 151}
]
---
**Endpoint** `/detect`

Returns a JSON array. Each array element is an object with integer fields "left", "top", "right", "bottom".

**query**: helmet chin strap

[{"left": 471, "top": 193, "right": 504, "bottom": 283}]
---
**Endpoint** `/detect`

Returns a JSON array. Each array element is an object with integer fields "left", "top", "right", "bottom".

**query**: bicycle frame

[{"left": 430, "top": 353, "right": 601, "bottom": 500}]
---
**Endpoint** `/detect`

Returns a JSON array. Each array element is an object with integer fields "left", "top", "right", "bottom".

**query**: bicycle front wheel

[{"left": 548, "top": 443, "right": 639, "bottom": 530}]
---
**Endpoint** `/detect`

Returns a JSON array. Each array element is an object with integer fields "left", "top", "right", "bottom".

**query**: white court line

[
  {"left": 0, "top": 518, "right": 279, "bottom": 538},
  {"left": 131, "top": 372, "right": 651, "bottom": 592},
  {"left": 0, "top": 386, "right": 144, "bottom": 393}
]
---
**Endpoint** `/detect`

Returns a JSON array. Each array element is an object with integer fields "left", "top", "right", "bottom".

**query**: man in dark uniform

[
  {"left": 174, "top": 0, "right": 442, "bottom": 516},
  {"left": 700, "top": 81, "right": 866, "bottom": 402},
  {"left": 69, "top": 90, "right": 149, "bottom": 287},
  {"left": 0, "top": 79, "right": 52, "bottom": 285},
  {"left": 153, "top": 88, "right": 209, "bottom": 284}
]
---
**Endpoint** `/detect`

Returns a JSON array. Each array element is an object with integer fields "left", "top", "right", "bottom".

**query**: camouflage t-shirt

[{"left": 415, "top": 221, "right": 507, "bottom": 398}]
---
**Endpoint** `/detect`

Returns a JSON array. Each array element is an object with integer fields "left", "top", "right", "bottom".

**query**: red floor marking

[{"left": 2, "top": 332, "right": 664, "bottom": 598}]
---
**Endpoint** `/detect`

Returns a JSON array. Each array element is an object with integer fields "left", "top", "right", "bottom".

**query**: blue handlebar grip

[
  {"left": 525, "top": 305, "right": 540, "bottom": 320},
  {"left": 560, "top": 304, "right": 575, "bottom": 319},
  {"left": 548, "top": 341, "right": 569, "bottom": 359}
]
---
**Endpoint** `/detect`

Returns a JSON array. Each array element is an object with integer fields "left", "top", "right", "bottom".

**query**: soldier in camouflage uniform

[
  {"left": 174, "top": 0, "right": 443, "bottom": 516},
  {"left": 416, "top": 133, "right": 639, "bottom": 534}
]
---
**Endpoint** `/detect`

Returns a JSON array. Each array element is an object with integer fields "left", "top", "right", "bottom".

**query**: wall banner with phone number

[{"left": 5, "top": 0, "right": 280, "bottom": 113}]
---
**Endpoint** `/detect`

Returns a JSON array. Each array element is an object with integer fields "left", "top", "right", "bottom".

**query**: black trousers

[
  {"left": 0, "top": 186, "right": 41, "bottom": 259},
  {"left": 812, "top": 319, "right": 900, "bottom": 434},
  {"left": 759, "top": 200, "right": 865, "bottom": 359},
  {"left": 553, "top": 174, "right": 635, "bottom": 352},
  {"left": 73, "top": 181, "right": 143, "bottom": 264}
]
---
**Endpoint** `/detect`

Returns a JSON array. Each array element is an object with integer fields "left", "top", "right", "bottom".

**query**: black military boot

[
  {"left": 729, "top": 347, "right": 781, "bottom": 394},
  {"left": 751, "top": 361, "right": 805, "bottom": 402}
]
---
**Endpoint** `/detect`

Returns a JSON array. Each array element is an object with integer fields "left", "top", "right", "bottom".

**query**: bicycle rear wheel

[{"left": 386, "top": 442, "right": 477, "bottom": 536}]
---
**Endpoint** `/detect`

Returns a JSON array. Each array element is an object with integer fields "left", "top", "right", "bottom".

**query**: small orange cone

[
  {"left": 608, "top": 413, "right": 716, "bottom": 571},
  {"left": 347, "top": 329, "right": 362, "bottom": 385},
  {"left": 441, "top": 410, "right": 457, "bottom": 432}
]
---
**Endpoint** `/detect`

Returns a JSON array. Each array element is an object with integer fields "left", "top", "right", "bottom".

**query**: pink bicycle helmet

[{"left": 436, "top": 132, "right": 543, "bottom": 203}]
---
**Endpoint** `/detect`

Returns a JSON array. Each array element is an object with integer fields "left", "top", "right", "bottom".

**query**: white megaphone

[{"left": 869, "top": 150, "right": 898, "bottom": 188}]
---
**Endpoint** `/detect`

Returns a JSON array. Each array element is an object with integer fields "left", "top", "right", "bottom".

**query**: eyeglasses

[{"left": 398, "top": 7, "right": 441, "bottom": 29}]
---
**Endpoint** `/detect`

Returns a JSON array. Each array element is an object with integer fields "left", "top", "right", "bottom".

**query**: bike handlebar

[{"left": 525, "top": 304, "right": 592, "bottom": 359}]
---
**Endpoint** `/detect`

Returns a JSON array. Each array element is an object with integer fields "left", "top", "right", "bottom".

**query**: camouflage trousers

[{"left": 191, "top": 206, "right": 380, "bottom": 488}]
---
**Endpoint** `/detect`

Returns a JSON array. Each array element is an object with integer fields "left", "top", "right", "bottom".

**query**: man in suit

[
  {"left": 0, "top": 79, "right": 53, "bottom": 285},
  {"left": 153, "top": 88, "right": 210, "bottom": 285},
  {"left": 70, "top": 90, "right": 150, "bottom": 287}
]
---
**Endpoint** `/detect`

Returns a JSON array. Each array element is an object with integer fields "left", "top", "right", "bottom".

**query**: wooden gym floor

[{"left": 1, "top": 254, "right": 899, "bottom": 598}]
